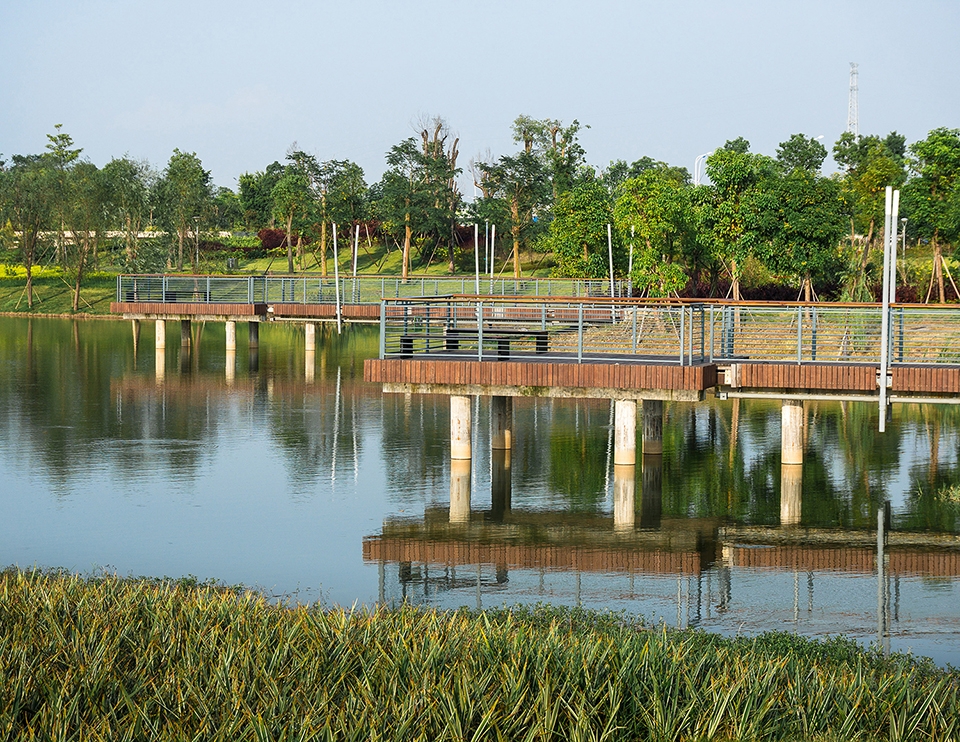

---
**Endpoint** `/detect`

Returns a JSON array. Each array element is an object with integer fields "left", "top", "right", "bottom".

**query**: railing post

[
  {"left": 811, "top": 308, "right": 818, "bottom": 361},
  {"left": 541, "top": 303, "right": 547, "bottom": 331},
  {"left": 577, "top": 304, "right": 584, "bottom": 363},
  {"left": 379, "top": 300, "right": 386, "bottom": 358},
  {"left": 897, "top": 307, "right": 904, "bottom": 363},
  {"left": 632, "top": 306, "right": 638, "bottom": 354},
  {"left": 709, "top": 305, "right": 715, "bottom": 362}
]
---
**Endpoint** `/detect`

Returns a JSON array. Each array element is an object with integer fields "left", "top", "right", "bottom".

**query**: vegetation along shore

[{"left": 1, "top": 568, "right": 958, "bottom": 740}]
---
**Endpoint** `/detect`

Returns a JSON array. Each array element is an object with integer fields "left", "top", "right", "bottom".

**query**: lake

[{"left": 2, "top": 316, "right": 959, "bottom": 665}]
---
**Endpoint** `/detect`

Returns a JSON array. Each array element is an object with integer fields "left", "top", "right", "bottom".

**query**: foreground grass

[{"left": 2, "top": 569, "right": 958, "bottom": 741}]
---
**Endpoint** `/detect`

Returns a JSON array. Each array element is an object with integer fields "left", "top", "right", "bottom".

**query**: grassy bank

[
  {"left": 1, "top": 569, "right": 957, "bottom": 741},
  {"left": 0, "top": 273, "right": 116, "bottom": 316}
]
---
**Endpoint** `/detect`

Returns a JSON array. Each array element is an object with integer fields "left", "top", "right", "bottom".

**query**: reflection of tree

[
  {"left": 547, "top": 400, "right": 613, "bottom": 511},
  {"left": 378, "top": 393, "right": 450, "bottom": 506}
]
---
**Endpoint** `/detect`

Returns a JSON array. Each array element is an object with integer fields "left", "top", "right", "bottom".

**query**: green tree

[
  {"left": 700, "top": 140, "right": 772, "bottom": 300},
  {"left": 65, "top": 161, "right": 109, "bottom": 310},
  {"left": 153, "top": 149, "right": 213, "bottom": 271},
  {"left": 0, "top": 154, "right": 55, "bottom": 308},
  {"left": 832, "top": 131, "right": 906, "bottom": 300},
  {"left": 102, "top": 157, "right": 152, "bottom": 268},
  {"left": 512, "top": 116, "right": 587, "bottom": 201},
  {"left": 775, "top": 134, "right": 827, "bottom": 174},
  {"left": 903, "top": 127, "right": 960, "bottom": 302},
  {"left": 238, "top": 161, "right": 283, "bottom": 231},
  {"left": 544, "top": 180, "right": 615, "bottom": 278},
  {"left": 613, "top": 170, "right": 693, "bottom": 297},
  {"left": 755, "top": 169, "right": 845, "bottom": 301},
  {"left": 44, "top": 124, "right": 82, "bottom": 268},
  {"left": 271, "top": 168, "right": 311, "bottom": 273}
]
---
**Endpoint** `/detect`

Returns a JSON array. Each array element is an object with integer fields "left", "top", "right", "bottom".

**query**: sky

[{"left": 2, "top": 0, "right": 958, "bottom": 192}]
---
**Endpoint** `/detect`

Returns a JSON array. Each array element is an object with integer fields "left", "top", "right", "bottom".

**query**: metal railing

[
  {"left": 379, "top": 298, "right": 960, "bottom": 367},
  {"left": 379, "top": 298, "right": 707, "bottom": 366},
  {"left": 116, "top": 275, "right": 631, "bottom": 305}
]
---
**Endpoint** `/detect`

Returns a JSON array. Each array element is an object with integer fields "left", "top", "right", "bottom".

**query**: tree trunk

[
  {"left": 936, "top": 233, "right": 945, "bottom": 303},
  {"left": 803, "top": 275, "right": 813, "bottom": 302},
  {"left": 177, "top": 228, "right": 184, "bottom": 271},
  {"left": 402, "top": 208, "right": 412, "bottom": 281},
  {"left": 286, "top": 211, "right": 295, "bottom": 274},
  {"left": 730, "top": 258, "right": 742, "bottom": 302},
  {"left": 72, "top": 233, "right": 90, "bottom": 312},
  {"left": 24, "top": 235, "right": 34, "bottom": 309}
]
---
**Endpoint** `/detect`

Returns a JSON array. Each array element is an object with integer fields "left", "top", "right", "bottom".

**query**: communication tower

[{"left": 846, "top": 63, "right": 859, "bottom": 138}]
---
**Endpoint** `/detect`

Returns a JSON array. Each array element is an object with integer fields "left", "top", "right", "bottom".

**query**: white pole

[
  {"left": 474, "top": 223, "right": 480, "bottom": 294},
  {"left": 490, "top": 225, "right": 496, "bottom": 281},
  {"left": 628, "top": 225, "right": 635, "bottom": 292},
  {"left": 484, "top": 220, "right": 489, "bottom": 275},
  {"left": 607, "top": 223, "right": 615, "bottom": 298},
  {"left": 352, "top": 223, "right": 360, "bottom": 276},
  {"left": 879, "top": 187, "right": 892, "bottom": 432},
  {"left": 333, "top": 223, "right": 342, "bottom": 335},
  {"left": 889, "top": 190, "right": 900, "bottom": 304}
]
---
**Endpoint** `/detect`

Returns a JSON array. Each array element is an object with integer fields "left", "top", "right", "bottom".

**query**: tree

[
  {"left": 65, "top": 161, "right": 109, "bottom": 310},
  {"left": 271, "top": 168, "right": 311, "bottom": 273},
  {"left": 45, "top": 124, "right": 82, "bottom": 268},
  {"left": 613, "top": 170, "right": 693, "bottom": 297},
  {"left": 776, "top": 134, "right": 827, "bottom": 174},
  {"left": 832, "top": 131, "right": 906, "bottom": 300},
  {"left": 700, "top": 140, "right": 772, "bottom": 300},
  {"left": 512, "top": 116, "right": 587, "bottom": 201},
  {"left": 755, "top": 169, "right": 845, "bottom": 301},
  {"left": 238, "top": 161, "right": 284, "bottom": 231},
  {"left": 153, "top": 150, "right": 213, "bottom": 271},
  {"left": 102, "top": 157, "right": 152, "bottom": 267},
  {"left": 903, "top": 128, "right": 960, "bottom": 302},
  {"left": 544, "top": 180, "right": 615, "bottom": 278},
  {"left": 0, "top": 154, "right": 55, "bottom": 308}
]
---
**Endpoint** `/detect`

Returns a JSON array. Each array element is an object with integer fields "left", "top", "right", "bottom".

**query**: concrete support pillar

[
  {"left": 613, "top": 464, "right": 636, "bottom": 532},
  {"left": 248, "top": 321, "right": 259, "bottom": 349},
  {"left": 155, "top": 319, "right": 166, "bottom": 350},
  {"left": 614, "top": 399, "right": 637, "bottom": 466},
  {"left": 642, "top": 399, "right": 663, "bottom": 455},
  {"left": 225, "top": 321, "right": 236, "bottom": 352},
  {"left": 491, "top": 396, "right": 513, "bottom": 450},
  {"left": 780, "top": 464, "right": 802, "bottom": 526},
  {"left": 641, "top": 454, "right": 663, "bottom": 528},
  {"left": 781, "top": 400, "right": 804, "bottom": 465},
  {"left": 180, "top": 319, "right": 191, "bottom": 346},
  {"left": 305, "top": 322, "right": 316, "bottom": 353},
  {"left": 491, "top": 449, "right": 512, "bottom": 521},
  {"left": 248, "top": 347, "right": 259, "bottom": 373},
  {"left": 449, "top": 458, "right": 471, "bottom": 523},
  {"left": 225, "top": 350, "right": 236, "bottom": 385},
  {"left": 450, "top": 395, "right": 472, "bottom": 460}
]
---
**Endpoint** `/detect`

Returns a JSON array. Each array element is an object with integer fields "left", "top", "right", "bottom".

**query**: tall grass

[{"left": 1, "top": 568, "right": 957, "bottom": 741}]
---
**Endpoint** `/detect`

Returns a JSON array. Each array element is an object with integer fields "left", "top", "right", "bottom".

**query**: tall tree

[
  {"left": 238, "top": 161, "right": 284, "bottom": 231},
  {"left": 613, "top": 169, "right": 693, "bottom": 297},
  {"left": 44, "top": 124, "right": 82, "bottom": 268},
  {"left": 775, "top": 134, "right": 827, "bottom": 174},
  {"left": 0, "top": 154, "right": 55, "bottom": 308},
  {"left": 271, "top": 167, "right": 311, "bottom": 273},
  {"left": 701, "top": 140, "right": 772, "bottom": 300},
  {"left": 544, "top": 179, "right": 615, "bottom": 278},
  {"left": 102, "top": 156, "right": 151, "bottom": 268},
  {"left": 65, "top": 161, "right": 109, "bottom": 310},
  {"left": 153, "top": 150, "right": 212, "bottom": 271},
  {"left": 903, "top": 127, "right": 960, "bottom": 302}
]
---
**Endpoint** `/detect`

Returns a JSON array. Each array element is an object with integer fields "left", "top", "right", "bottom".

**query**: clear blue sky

[{"left": 2, "top": 0, "right": 957, "bottom": 190}]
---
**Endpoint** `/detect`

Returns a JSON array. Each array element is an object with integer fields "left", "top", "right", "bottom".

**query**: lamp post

[{"left": 694, "top": 152, "right": 710, "bottom": 186}]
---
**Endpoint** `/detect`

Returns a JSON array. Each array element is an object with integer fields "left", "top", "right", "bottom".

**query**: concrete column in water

[
  {"left": 449, "top": 458, "right": 472, "bottom": 523},
  {"left": 180, "top": 319, "right": 191, "bottom": 346},
  {"left": 780, "top": 463, "right": 802, "bottom": 526},
  {"left": 614, "top": 399, "right": 637, "bottom": 466},
  {"left": 491, "top": 396, "right": 513, "bottom": 450},
  {"left": 305, "top": 322, "right": 316, "bottom": 352},
  {"left": 132, "top": 320, "right": 141, "bottom": 356},
  {"left": 248, "top": 321, "right": 259, "bottom": 349},
  {"left": 450, "top": 395, "right": 472, "bottom": 460},
  {"left": 642, "top": 399, "right": 663, "bottom": 455},
  {"left": 155, "top": 319, "right": 166, "bottom": 350},
  {"left": 225, "top": 320, "right": 236, "bottom": 352},
  {"left": 225, "top": 350, "right": 236, "bottom": 385},
  {"left": 305, "top": 347, "right": 315, "bottom": 383},
  {"left": 613, "top": 464, "right": 636, "bottom": 532},
  {"left": 155, "top": 347, "right": 166, "bottom": 383},
  {"left": 781, "top": 400, "right": 804, "bottom": 465}
]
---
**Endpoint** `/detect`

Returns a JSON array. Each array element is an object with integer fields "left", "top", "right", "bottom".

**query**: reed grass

[{"left": 1, "top": 568, "right": 957, "bottom": 741}]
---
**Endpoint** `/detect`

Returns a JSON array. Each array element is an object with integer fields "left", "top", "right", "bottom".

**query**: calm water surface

[{"left": 2, "top": 317, "right": 959, "bottom": 665}]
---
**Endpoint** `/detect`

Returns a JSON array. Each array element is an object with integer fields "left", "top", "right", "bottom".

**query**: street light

[{"left": 694, "top": 152, "right": 711, "bottom": 186}]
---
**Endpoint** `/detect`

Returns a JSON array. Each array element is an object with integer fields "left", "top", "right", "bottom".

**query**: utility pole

[{"left": 846, "top": 63, "right": 859, "bottom": 138}]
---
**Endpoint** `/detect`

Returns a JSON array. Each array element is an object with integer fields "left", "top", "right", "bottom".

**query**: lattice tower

[{"left": 846, "top": 63, "right": 859, "bottom": 138}]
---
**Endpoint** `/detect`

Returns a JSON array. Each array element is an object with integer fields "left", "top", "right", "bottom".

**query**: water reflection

[{"left": 1, "top": 317, "right": 959, "bottom": 664}]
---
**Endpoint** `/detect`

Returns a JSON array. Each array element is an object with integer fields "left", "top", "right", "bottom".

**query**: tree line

[{"left": 2, "top": 117, "right": 960, "bottom": 309}]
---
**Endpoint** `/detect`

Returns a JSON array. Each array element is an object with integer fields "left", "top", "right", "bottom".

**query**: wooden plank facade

[
  {"left": 734, "top": 363, "right": 878, "bottom": 392},
  {"left": 365, "top": 359, "right": 718, "bottom": 393},
  {"left": 730, "top": 545, "right": 960, "bottom": 577},
  {"left": 111, "top": 302, "right": 267, "bottom": 317}
]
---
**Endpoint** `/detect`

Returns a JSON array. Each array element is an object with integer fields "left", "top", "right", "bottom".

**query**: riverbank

[{"left": 2, "top": 568, "right": 956, "bottom": 740}]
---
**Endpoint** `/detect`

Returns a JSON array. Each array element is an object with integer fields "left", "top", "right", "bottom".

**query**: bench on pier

[{"left": 399, "top": 326, "right": 550, "bottom": 359}]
